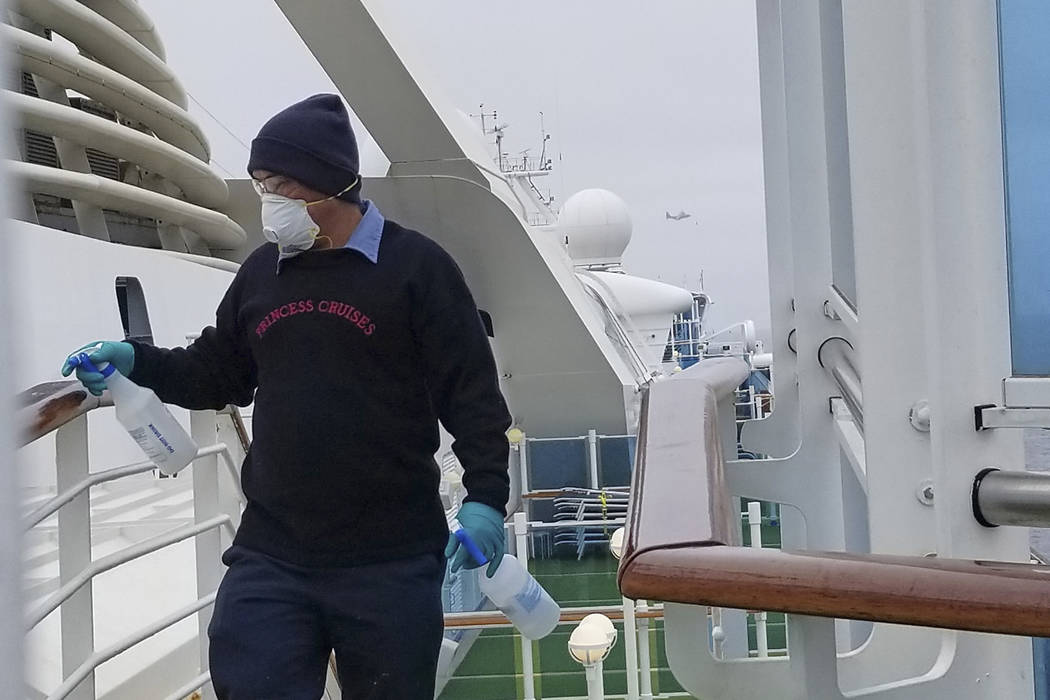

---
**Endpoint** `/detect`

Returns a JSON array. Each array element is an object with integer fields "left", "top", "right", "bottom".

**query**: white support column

[
  {"left": 747, "top": 501, "right": 769, "bottom": 658},
  {"left": 636, "top": 600, "right": 653, "bottom": 700},
  {"left": 621, "top": 593, "right": 640, "bottom": 700},
  {"left": 519, "top": 432, "right": 529, "bottom": 499},
  {"left": 0, "top": 113, "right": 24, "bottom": 698},
  {"left": 587, "top": 429, "right": 599, "bottom": 490},
  {"left": 55, "top": 416, "right": 95, "bottom": 700},
  {"left": 191, "top": 410, "right": 222, "bottom": 700},
  {"left": 513, "top": 512, "right": 536, "bottom": 700}
]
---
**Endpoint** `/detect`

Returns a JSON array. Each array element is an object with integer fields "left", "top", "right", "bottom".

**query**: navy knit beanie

[{"left": 247, "top": 94, "right": 361, "bottom": 203}]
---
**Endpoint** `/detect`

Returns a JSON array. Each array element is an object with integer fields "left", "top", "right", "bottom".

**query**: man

[{"left": 62, "top": 94, "right": 511, "bottom": 699}]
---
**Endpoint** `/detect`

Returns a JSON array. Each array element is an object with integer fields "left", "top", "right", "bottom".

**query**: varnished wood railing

[
  {"left": 16, "top": 380, "right": 112, "bottom": 447},
  {"left": 616, "top": 358, "right": 1050, "bottom": 637}
]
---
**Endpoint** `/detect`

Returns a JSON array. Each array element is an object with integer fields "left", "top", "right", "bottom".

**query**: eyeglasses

[{"left": 251, "top": 175, "right": 298, "bottom": 197}]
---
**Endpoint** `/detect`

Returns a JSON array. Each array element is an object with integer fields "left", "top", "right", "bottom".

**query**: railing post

[
  {"left": 747, "top": 501, "right": 769, "bottom": 658},
  {"left": 513, "top": 512, "right": 537, "bottom": 700},
  {"left": 519, "top": 432, "right": 530, "bottom": 498},
  {"left": 191, "top": 409, "right": 222, "bottom": 700},
  {"left": 587, "top": 429, "right": 599, "bottom": 490},
  {"left": 622, "top": 591, "right": 640, "bottom": 700},
  {"left": 55, "top": 415, "right": 95, "bottom": 700},
  {"left": 636, "top": 600, "right": 654, "bottom": 700}
]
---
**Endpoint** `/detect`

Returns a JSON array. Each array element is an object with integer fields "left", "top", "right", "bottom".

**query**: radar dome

[{"left": 557, "top": 189, "right": 632, "bottom": 266}]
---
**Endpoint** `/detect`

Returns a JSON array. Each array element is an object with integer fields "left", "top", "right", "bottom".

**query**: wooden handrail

[
  {"left": 619, "top": 547, "right": 1050, "bottom": 637},
  {"left": 617, "top": 358, "right": 1050, "bottom": 637},
  {"left": 16, "top": 380, "right": 112, "bottom": 447}
]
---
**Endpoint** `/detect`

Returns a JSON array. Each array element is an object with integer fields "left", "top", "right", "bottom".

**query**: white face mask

[
  {"left": 260, "top": 193, "right": 322, "bottom": 259},
  {"left": 257, "top": 176, "right": 359, "bottom": 262}
]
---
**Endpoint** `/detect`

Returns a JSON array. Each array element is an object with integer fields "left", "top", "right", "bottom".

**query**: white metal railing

[
  {"left": 18, "top": 394, "right": 247, "bottom": 700},
  {"left": 47, "top": 593, "right": 217, "bottom": 700}
]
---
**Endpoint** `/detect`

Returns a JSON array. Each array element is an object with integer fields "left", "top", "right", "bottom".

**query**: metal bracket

[
  {"left": 974, "top": 377, "right": 1050, "bottom": 430},
  {"left": 975, "top": 404, "right": 1050, "bottom": 430}
]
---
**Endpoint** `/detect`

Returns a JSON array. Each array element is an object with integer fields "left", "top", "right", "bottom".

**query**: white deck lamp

[{"left": 569, "top": 614, "right": 617, "bottom": 700}]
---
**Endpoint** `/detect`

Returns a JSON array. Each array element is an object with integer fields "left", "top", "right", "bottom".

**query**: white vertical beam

[
  {"left": 917, "top": 3, "right": 1031, "bottom": 692},
  {"left": 55, "top": 416, "right": 95, "bottom": 700},
  {"left": 840, "top": 0, "right": 937, "bottom": 559},
  {"left": 740, "top": 0, "right": 801, "bottom": 460},
  {"left": 635, "top": 600, "right": 653, "bottom": 700},
  {"left": 0, "top": 42, "right": 25, "bottom": 695},
  {"left": 586, "top": 429, "right": 599, "bottom": 490},
  {"left": 191, "top": 410, "right": 221, "bottom": 700},
  {"left": 512, "top": 512, "right": 535, "bottom": 700}
]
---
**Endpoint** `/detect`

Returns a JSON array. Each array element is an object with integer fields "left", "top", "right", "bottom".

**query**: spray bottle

[
  {"left": 66, "top": 352, "right": 198, "bottom": 476},
  {"left": 452, "top": 527, "right": 560, "bottom": 639}
]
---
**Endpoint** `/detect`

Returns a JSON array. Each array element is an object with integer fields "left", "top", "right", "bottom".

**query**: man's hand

[
  {"left": 445, "top": 502, "right": 506, "bottom": 578},
  {"left": 61, "top": 341, "right": 134, "bottom": 396}
]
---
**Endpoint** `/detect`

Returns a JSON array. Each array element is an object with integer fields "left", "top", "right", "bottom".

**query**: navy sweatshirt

[{"left": 129, "top": 221, "right": 512, "bottom": 566}]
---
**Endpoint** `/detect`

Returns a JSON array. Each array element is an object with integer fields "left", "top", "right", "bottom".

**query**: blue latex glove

[
  {"left": 60, "top": 341, "right": 134, "bottom": 396},
  {"left": 445, "top": 501, "right": 506, "bottom": 578}
]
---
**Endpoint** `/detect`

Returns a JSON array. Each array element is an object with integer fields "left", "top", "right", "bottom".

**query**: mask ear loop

[{"left": 303, "top": 176, "right": 360, "bottom": 251}]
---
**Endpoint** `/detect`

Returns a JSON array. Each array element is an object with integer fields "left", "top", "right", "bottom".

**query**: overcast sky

[{"left": 139, "top": 0, "right": 770, "bottom": 335}]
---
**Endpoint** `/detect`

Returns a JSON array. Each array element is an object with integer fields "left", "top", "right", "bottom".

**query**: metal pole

[
  {"left": 973, "top": 469, "right": 1050, "bottom": 528},
  {"left": 191, "top": 409, "right": 222, "bottom": 700},
  {"left": 514, "top": 512, "right": 536, "bottom": 700},
  {"left": 55, "top": 416, "right": 96, "bottom": 700},
  {"left": 520, "top": 433, "right": 530, "bottom": 497},
  {"left": 636, "top": 600, "right": 654, "bottom": 700},
  {"left": 587, "top": 429, "right": 600, "bottom": 490},
  {"left": 622, "top": 594, "right": 640, "bottom": 700},
  {"left": 747, "top": 501, "right": 769, "bottom": 657},
  {"left": 817, "top": 337, "right": 863, "bottom": 429},
  {"left": 584, "top": 661, "right": 605, "bottom": 700}
]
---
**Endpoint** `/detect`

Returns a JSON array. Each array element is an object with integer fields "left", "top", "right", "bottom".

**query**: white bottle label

[
  {"left": 514, "top": 577, "right": 543, "bottom": 614},
  {"left": 128, "top": 426, "right": 167, "bottom": 463}
]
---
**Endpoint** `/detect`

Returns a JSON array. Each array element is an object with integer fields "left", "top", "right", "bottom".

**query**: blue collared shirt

[
  {"left": 276, "top": 199, "right": 384, "bottom": 272},
  {"left": 344, "top": 199, "right": 384, "bottom": 263}
]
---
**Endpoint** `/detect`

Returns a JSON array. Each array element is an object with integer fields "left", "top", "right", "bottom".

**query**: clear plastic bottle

[
  {"left": 70, "top": 353, "right": 198, "bottom": 475},
  {"left": 453, "top": 528, "right": 560, "bottom": 639}
]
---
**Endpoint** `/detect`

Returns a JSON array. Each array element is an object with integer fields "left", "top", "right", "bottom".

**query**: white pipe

[
  {"left": 514, "top": 512, "right": 536, "bottom": 700},
  {"left": 584, "top": 661, "right": 605, "bottom": 700},
  {"left": 622, "top": 595, "right": 640, "bottom": 700},
  {"left": 11, "top": 160, "right": 246, "bottom": 248},
  {"left": 5, "top": 24, "right": 208, "bottom": 158},
  {"left": 14, "top": 0, "right": 189, "bottom": 109},
  {"left": 24, "top": 443, "right": 228, "bottom": 529},
  {"left": 747, "top": 501, "right": 769, "bottom": 658},
  {"left": 519, "top": 432, "right": 530, "bottom": 498},
  {"left": 587, "top": 429, "right": 600, "bottom": 490},
  {"left": 637, "top": 600, "right": 653, "bottom": 700},
  {"left": 7, "top": 90, "right": 228, "bottom": 208}
]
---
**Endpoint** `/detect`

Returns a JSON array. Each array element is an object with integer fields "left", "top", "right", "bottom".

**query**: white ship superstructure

[{"left": 6, "top": 1, "right": 1050, "bottom": 699}]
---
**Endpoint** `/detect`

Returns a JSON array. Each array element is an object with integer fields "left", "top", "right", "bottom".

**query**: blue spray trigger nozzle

[
  {"left": 68, "top": 352, "right": 115, "bottom": 378},
  {"left": 453, "top": 528, "right": 489, "bottom": 567}
]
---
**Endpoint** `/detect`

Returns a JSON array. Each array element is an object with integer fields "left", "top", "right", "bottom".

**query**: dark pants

[{"left": 208, "top": 546, "right": 445, "bottom": 700}]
